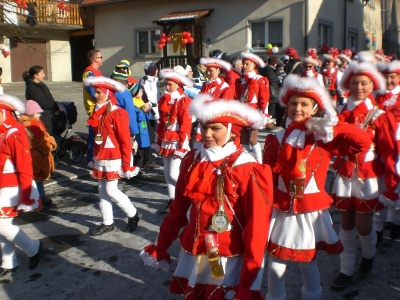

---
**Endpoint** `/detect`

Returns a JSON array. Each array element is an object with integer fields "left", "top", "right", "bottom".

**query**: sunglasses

[
  {"left": 303, "top": 65, "right": 314, "bottom": 69},
  {"left": 96, "top": 56, "right": 103, "bottom": 59}
]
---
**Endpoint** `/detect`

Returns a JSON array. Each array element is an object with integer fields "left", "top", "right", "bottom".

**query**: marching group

[{"left": 0, "top": 44, "right": 399, "bottom": 300}]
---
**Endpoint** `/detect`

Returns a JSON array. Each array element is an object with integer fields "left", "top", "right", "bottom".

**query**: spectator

[
  {"left": 23, "top": 65, "right": 57, "bottom": 134},
  {"left": 284, "top": 47, "right": 303, "bottom": 75},
  {"left": 19, "top": 100, "right": 57, "bottom": 207},
  {"left": 82, "top": 49, "right": 103, "bottom": 165}
]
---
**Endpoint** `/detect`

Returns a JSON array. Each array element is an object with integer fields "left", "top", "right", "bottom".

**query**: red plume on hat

[
  {"left": 340, "top": 61, "right": 386, "bottom": 93},
  {"left": 240, "top": 52, "right": 266, "bottom": 68},
  {"left": 339, "top": 48, "right": 353, "bottom": 62},
  {"left": 200, "top": 57, "right": 232, "bottom": 72},
  {"left": 323, "top": 47, "right": 340, "bottom": 64},
  {"left": 159, "top": 68, "right": 194, "bottom": 88},
  {"left": 301, "top": 48, "right": 319, "bottom": 66},
  {"left": 375, "top": 49, "right": 385, "bottom": 62},
  {"left": 190, "top": 94, "right": 267, "bottom": 134}
]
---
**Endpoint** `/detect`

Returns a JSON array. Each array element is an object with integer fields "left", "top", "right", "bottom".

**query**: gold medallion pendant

[
  {"left": 211, "top": 206, "right": 230, "bottom": 233},
  {"left": 94, "top": 134, "right": 103, "bottom": 145}
]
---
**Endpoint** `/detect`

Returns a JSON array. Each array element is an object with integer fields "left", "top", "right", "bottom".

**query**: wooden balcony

[{"left": 0, "top": 0, "right": 93, "bottom": 28}]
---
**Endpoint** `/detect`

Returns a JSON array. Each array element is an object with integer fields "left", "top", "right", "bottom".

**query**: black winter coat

[
  {"left": 25, "top": 79, "right": 56, "bottom": 134},
  {"left": 259, "top": 65, "right": 280, "bottom": 104}
]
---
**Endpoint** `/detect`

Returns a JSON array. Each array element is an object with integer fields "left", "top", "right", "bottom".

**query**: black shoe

[
  {"left": 126, "top": 212, "right": 142, "bottom": 232},
  {"left": 157, "top": 199, "right": 172, "bottom": 215},
  {"left": 376, "top": 230, "right": 383, "bottom": 247},
  {"left": 29, "top": 241, "right": 43, "bottom": 270},
  {"left": 41, "top": 197, "right": 53, "bottom": 206},
  {"left": 144, "top": 162, "right": 160, "bottom": 169},
  {"left": 0, "top": 266, "right": 18, "bottom": 277},
  {"left": 390, "top": 224, "right": 400, "bottom": 240},
  {"left": 331, "top": 272, "right": 353, "bottom": 290},
  {"left": 90, "top": 224, "right": 114, "bottom": 236},
  {"left": 358, "top": 257, "right": 374, "bottom": 278}
]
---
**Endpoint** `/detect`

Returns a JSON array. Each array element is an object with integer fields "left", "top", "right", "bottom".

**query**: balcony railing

[{"left": 0, "top": 0, "right": 93, "bottom": 27}]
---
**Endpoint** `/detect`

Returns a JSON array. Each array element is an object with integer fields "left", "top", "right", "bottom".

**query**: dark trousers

[
  {"left": 134, "top": 147, "right": 153, "bottom": 168},
  {"left": 148, "top": 120, "right": 156, "bottom": 144},
  {"left": 268, "top": 103, "right": 285, "bottom": 127}
]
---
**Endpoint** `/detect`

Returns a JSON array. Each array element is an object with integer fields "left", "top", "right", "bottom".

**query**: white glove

[{"left": 139, "top": 250, "right": 171, "bottom": 272}]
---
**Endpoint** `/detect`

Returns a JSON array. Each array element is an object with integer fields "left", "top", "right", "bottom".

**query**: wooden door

[{"left": 10, "top": 38, "right": 47, "bottom": 82}]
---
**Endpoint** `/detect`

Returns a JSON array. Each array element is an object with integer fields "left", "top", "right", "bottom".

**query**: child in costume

[
  {"left": 330, "top": 61, "right": 387, "bottom": 289},
  {"left": 262, "top": 75, "right": 372, "bottom": 299},
  {"left": 373, "top": 60, "right": 400, "bottom": 241},
  {"left": 0, "top": 94, "right": 43, "bottom": 276},
  {"left": 140, "top": 93, "right": 273, "bottom": 300},
  {"left": 84, "top": 76, "right": 141, "bottom": 236},
  {"left": 19, "top": 100, "right": 57, "bottom": 206},
  {"left": 154, "top": 69, "right": 193, "bottom": 214},
  {"left": 235, "top": 52, "right": 270, "bottom": 163}
]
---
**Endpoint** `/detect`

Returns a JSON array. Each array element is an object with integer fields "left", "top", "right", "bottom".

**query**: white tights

[
  {"left": 266, "top": 256, "right": 322, "bottom": 300},
  {"left": 0, "top": 218, "right": 40, "bottom": 269},
  {"left": 98, "top": 179, "right": 137, "bottom": 225},
  {"left": 162, "top": 156, "right": 182, "bottom": 199}
]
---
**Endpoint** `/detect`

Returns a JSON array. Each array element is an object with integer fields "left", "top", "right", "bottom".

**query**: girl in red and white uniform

[
  {"left": 263, "top": 75, "right": 371, "bottom": 300},
  {"left": 301, "top": 48, "right": 324, "bottom": 86},
  {"left": 235, "top": 52, "right": 270, "bottom": 163},
  {"left": 321, "top": 47, "right": 341, "bottom": 103},
  {"left": 84, "top": 76, "right": 141, "bottom": 236},
  {"left": 141, "top": 94, "right": 273, "bottom": 300},
  {"left": 155, "top": 69, "right": 193, "bottom": 214},
  {"left": 373, "top": 60, "right": 400, "bottom": 240},
  {"left": 0, "top": 94, "right": 43, "bottom": 276},
  {"left": 330, "top": 61, "right": 387, "bottom": 289},
  {"left": 200, "top": 57, "right": 235, "bottom": 100}
]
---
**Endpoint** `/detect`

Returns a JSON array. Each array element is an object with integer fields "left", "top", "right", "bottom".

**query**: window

[
  {"left": 348, "top": 30, "right": 358, "bottom": 52},
  {"left": 137, "top": 29, "right": 160, "bottom": 55},
  {"left": 318, "top": 21, "right": 333, "bottom": 49},
  {"left": 250, "top": 20, "right": 283, "bottom": 50}
]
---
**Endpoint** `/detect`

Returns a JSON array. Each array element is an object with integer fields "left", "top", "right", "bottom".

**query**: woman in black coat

[{"left": 23, "top": 66, "right": 56, "bottom": 134}]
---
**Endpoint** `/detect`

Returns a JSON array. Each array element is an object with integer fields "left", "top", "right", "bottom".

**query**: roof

[
  {"left": 80, "top": 0, "right": 130, "bottom": 7},
  {"left": 153, "top": 9, "right": 213, "bottom": 24}
]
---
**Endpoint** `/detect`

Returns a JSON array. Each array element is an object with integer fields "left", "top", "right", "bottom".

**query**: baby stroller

[{"left": 52, "top": 101, "right": 86, "bottom": 168}]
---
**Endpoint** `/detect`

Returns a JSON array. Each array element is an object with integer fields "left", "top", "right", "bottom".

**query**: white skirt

[
  {"left": 268, "top": 208, "right": 340, "bottom": 260},
  {"left": 173, "top": 249, "right": 265, "bottom": 290}
]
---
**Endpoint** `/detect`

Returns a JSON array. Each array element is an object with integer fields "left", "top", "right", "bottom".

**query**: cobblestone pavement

[{"left": 0, "top": 82, "right": 399, "bottom": 299}]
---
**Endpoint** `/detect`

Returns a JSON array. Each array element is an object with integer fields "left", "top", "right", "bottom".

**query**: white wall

[{"left": 47, "top": 40, "right": 72, "bottom": 81}]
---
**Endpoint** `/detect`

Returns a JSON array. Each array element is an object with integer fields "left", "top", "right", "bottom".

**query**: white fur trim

[
  {"left": 323, "top": 54, "right": 340, "bottom": 65},
  {"left": 159, "top": 69, "right": 194, "bottom": 88},
  {"left": 278, "top": 74, "right": 337, "bottom": 117},
  {"left": 377, "top": 60, "right": 400, "bottom": 74},
  {"left": 241, "top": 52, "right": 266, "bottom": 68},
  {"left": 338, "top": 53, "right": 352, "bottom": 63},
  {"left": 357, "top": 51, "right": 376, "bottom": 63},
  {"left": 301, "top": 56, "right": 319, "bottom": 66},
  {"left": 379, "top": 194, "right": 400, "bottom": 208},
  {"left": 190, "top": 94, "right": 267, "bottom": 129},
  {"left": 340, "top": 61, "right": 386, "bottom": 93},
  {"left": 83, "top": 76, "right": 126, "bottom": 92},
  {"left": 0, "top": 94, "right": 25, "bottom": 114},
  {"left": 139, "top": 249, "right": 171, "bottom": 272},
  {"left": 0, "top": 44, "right": 9, "bottom": 52},
  {"left": 200, "top": 57, "right": 232, "bottom": 72}
]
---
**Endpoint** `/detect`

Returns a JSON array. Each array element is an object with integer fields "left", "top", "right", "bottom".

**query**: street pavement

[{"left": 0, "top": 82, "right": 399, "bottom": 299}]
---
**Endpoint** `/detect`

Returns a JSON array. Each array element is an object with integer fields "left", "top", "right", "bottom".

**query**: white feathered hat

[
  {"left": 279, "top": 74, "right": 336, "bottom": 117},
  {"left": 190, "top": 94, "right": 267, "bottom": 135},
  {"left": 83, "top": 76, "right": 126, "bottom": 98},
  {"left": 159, "top": 68, "right": 194, "bottom": 88},
  {"left": 377, "top": 60, "right": 400, "bottom": 74},
  {"left": 241, "top": 52, "right": 266, "bottom": 68},
  {"left": 200, "top": 57, "right": 232, "bottom": 72},
  {"left": 0, "top": 94, "right": 25, "bottom": 114},
  {"left": 340, "top": 61, "right": 386, "bottom": 93}
]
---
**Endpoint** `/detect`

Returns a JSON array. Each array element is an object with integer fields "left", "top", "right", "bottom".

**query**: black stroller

[{"left": 52, "top": 101, "right": 86, "bottom": 167}]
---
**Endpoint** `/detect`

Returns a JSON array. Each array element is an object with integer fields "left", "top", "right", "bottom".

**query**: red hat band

[{"left": 282, "top": 90, "right": 325, "bottom": 109}]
